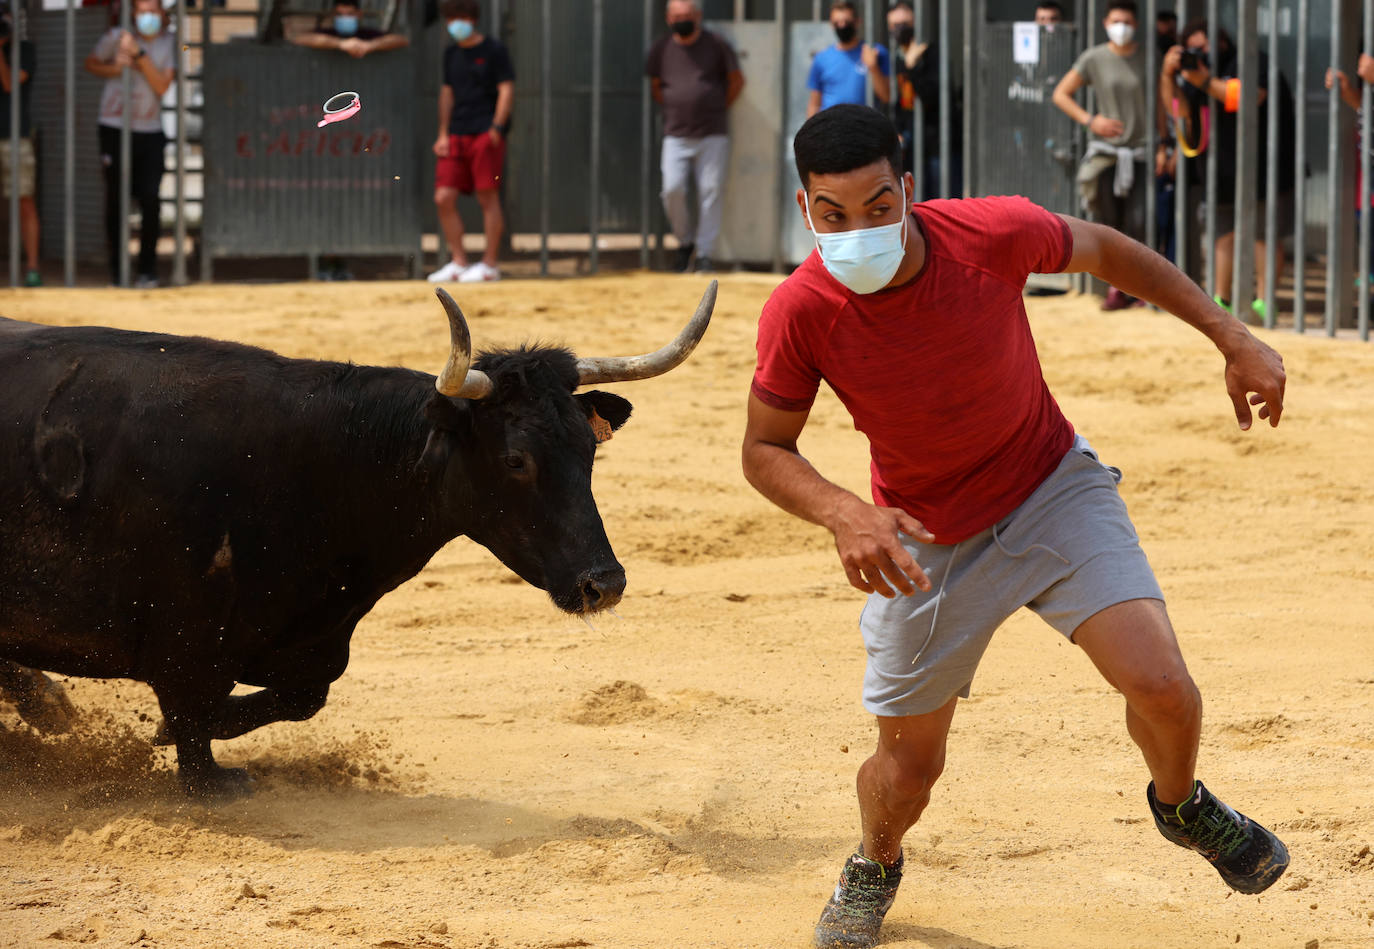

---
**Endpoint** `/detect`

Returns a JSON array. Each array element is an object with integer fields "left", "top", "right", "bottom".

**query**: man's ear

[{"left": 575, "top": 391, "right": 633, "bottom": 443}]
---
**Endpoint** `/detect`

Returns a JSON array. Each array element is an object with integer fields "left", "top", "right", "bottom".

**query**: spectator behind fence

[
  {"left": 0, "top": 2, "right": 39, "bottom": 287},
  {"left": 290, "top": 0, "right": 407, "bottom": 59},
  {"left": 427, "top": 0, "right": 513, "bottom": 284},
  {"left": 645, "top": 0, "right": 744, "bottom": 275},
  {"left": 885, "top": 1, "right": 962, "bottom": 199},
  {"left": 1163, "top": 18, "right": 1296, "bottom": 322},
  {"left": 1325, "top": 54, "right": 1374, "bottom": 288},
  {"left": 1053, "top": 0, "right": 1149, "bottom": 310},
  {"left": 291, "top": 0, "right": 407, "bottom": 280},
  {"left": 1034, "top": 2, "right": 1064, "bottom": 27},
  {"left": 84, "top": 0, "right": 173, "bottom": 289},
  {"left": 807, "top": 0, "right": 890, "bottom": 118}
]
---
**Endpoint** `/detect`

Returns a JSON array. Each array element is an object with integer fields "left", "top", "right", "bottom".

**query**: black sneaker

[
  {"left": 673, "top": 243, "right": 695, "bottom": 273},
  {"left": 694, "top": 255, "right": 715, "bottom": 274},
  {"left": 1147, "top": 781, "right": 1289, "bottom": 894},
  {"left": 814, "top": 848, "right": 903, "bottom": 948}
]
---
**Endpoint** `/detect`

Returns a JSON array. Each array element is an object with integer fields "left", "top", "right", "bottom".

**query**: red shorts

[{"left": 435, "top": 132, "right": 506, "bottom": 194}]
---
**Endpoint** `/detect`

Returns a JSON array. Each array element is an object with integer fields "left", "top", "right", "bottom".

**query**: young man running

[{"left": 741, "top": 105, "right": 1289, "bottom": 949}]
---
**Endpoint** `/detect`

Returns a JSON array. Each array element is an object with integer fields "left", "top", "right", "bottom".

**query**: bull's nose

[{"left": 580, "top": 568, "right": 626, "bottom": 612}]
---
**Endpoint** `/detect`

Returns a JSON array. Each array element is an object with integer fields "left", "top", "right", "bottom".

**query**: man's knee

[
  {"left": 434, "top": 187, "right": 458, "bottom": 208},
  {"left": 877, "top": 743, "right": 946, "bottom": 803},
  {"left": 1123, "top": 667, "right": 1201, "bottom": 725},
  {"left": 474, "top": 188, "right": 501, "bottom": 209}
]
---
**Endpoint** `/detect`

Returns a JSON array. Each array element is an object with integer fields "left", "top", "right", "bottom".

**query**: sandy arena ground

[{"left": 1, "top": 272, "right": 1372, "bottom": 949}]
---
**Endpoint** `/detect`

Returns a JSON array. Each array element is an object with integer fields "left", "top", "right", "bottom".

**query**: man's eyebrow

[
  {"left": 863, "top": 184, "right": 895, "bottom": 204},
  {"left": 813, "top": 193, "right": 845, "bottom": 208}
]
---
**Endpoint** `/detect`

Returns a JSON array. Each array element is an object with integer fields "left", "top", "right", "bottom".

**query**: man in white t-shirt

[{"left": 83, "top": 0, "right": 174, "bottom": 288}]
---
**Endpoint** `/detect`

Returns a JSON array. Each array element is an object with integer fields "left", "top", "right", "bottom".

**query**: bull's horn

[
  {"left": 433, "top": 287, "right": 493, "bottom": 399},
  {"left": 575, "top": 280, "right": 717, "bottom": 385}
]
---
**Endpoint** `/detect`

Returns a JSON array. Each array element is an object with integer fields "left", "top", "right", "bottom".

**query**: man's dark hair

[
  {"left": 830, "top": 0, "right": 857, "bottom": 15},
  {"left": 794, "top": 105, "right": 903, "bottom": 189},
  {"left": 1157, "top": 10, "right": 1177, "bottom": 23},
  {"left": 1180, "top": 17, "right": 1231, "bottom": 50},
  {"left": 888, "top": 1, "right": 913, "bottom": 12},
  {"left": 439, "top": 0, "right": 480, "bottom": 20},
  {"left": 1105, "top": 0, "right": 1137, "bottom": 16},
  {"left": 1036, "top": 1, "right": 1065, "bottom": 14}
]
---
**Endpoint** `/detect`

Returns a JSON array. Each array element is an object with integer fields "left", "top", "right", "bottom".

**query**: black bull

[{"left": 0, "top": 283, "right": 716, "bottom": 797}]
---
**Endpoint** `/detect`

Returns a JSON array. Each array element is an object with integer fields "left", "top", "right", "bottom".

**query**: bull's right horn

[
  {"left": 433, "top": 287, "right": 493, "bottom": 399},
  {"left": 574, "top": 280, "right": 716, "bottom": 385}
]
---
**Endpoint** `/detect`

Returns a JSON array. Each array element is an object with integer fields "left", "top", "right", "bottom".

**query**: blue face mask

[
  {"left": 803, "top": 180, "right": 910, "bottom": 294},
  {"left": 333, "top": 14, "right": 358, "bottom": 36},
  {"left": 135, "top": 10, "right": 162, "bottom": 37},
  {"left": 447, "top": 18, "right": 474, "bottom": 42}
]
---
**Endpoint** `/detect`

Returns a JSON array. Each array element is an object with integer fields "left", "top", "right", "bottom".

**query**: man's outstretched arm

[
  {"left": 1057, "top": 215, "right": 1286, "bottom": 431},
  {"left": 741, "top": 393, "right": 933, "bottom": 597}
]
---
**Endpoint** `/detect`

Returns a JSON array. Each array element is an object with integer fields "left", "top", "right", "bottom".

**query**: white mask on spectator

[{"left": 1106, "top": 22, "right": 1135, "bottom": 45}]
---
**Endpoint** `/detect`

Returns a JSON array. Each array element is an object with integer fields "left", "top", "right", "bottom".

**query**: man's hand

[
  {"left": 1359, "top": 53, "right": 1374, "bottom": 85},
  {"left": 340, "top": 37, "right": 369, "bottom": 58},
  {"left": 1161, "top": 44, "right": 1183, "bottom": 79},
  {"left": 1221, "top": 331, "right": 1285, "bottom": 430},
  {"left": 860, "top": 43, "right": 880, "bottom": 71},
  {"left": 1089, "top": 114, "right": 1124, "bottom": 138},
  {"left": 830, "top": 495, "right": 935, "bottom": 598},
  {"left": 433, "top": 135, "right": 450, "bottom": 157},
  {"left": 1181, "top": 60, "right": 1211, "bottom": 90}
]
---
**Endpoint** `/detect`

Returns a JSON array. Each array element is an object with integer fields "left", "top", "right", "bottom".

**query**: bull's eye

[{"left": 503, "top": 453, "right": 525, "bottom": 470}]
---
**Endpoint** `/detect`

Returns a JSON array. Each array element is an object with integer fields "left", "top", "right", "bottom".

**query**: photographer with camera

[
  {"left": 1, "top": 1, "right": 40, "bottom": 287},
  {"left": 1162, "top": 18, "right": 1295, "bottom": 321}
]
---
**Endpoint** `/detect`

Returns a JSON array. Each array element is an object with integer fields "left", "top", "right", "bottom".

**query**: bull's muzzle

[{"left": 578, "top": 566, "right": 626, "bottom": 613}]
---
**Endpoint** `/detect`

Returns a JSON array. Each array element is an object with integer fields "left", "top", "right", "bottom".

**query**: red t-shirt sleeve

[
  {"left": 751, "top": 284, "right": 825, "bottom": 412},
  {"left": 974, "top": 195, "right": 1074, "bottom": 280}
]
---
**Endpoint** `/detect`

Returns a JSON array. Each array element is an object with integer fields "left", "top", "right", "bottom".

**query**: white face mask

[
  {"left": 1105, "top": 21, "right": 1135, "bottom": 46},
  {"left": 803, "top": 179, "right": 910, "bottom": 295}
]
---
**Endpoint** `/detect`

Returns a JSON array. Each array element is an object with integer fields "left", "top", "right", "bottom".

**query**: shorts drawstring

[
  {"left": 991, "top": 521, "right": 1071, "bottom": 565},
  {"left": 911, "top": 541, "right": 959, "bottom": 666}
]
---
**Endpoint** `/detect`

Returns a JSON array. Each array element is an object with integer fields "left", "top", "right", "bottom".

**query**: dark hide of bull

[{"left": 0, "top": 316, "right": 632, "bottom": 798}]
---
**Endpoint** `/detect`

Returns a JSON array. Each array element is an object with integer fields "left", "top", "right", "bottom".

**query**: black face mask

[
  {"left": 834, "top": 22, "right": 856, "bottom": 43},
  {"left": 670, "top": 19, "right": 695, "bottom": 38},
  {"left": 894, "top": 24, "right": 914, "bottom": 46}
]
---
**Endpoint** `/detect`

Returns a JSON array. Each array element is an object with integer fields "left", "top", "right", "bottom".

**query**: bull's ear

[
  {"left": 424, "top": 393, "right": 465, "bottom": 430},
  {"left": 416, "top": 394, "right": 467, "bottom": 480},
  {"left": 575, "top": 391, "right": 632, "bottom": 431}
]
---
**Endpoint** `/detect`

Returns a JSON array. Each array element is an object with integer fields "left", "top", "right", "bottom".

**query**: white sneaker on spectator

[
  {"left": 427, "top": 259, "right": 469, "bottom": 282},
  {"left": 458, "top": 260, "right": 500, "bottom": 283}
]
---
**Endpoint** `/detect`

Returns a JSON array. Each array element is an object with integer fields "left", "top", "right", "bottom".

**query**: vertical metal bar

[
  {"left": 491, "top": 0, "right": 502, "bottom": 39},
  {"left": 913, "top": 0, "right": 925, "bottom": 199},
  {"left": 1076, "top": 0, "right": 1090, "bottom": 294},
  {"left": 774, "top": 0, "right": 788, "bottom": 272},
  {"left": 813, "top": 0, "right": 821, "bottom": 21},
  {"left": 1233, "top": 0, "right": 1259, "bottom": 314},
  {"left": 65, "top": 0, "right": 76, "bottom": 286},
  {"left": 120, "top": 0, "right": 132, "bottom": 287},
  {"left": 1203, "top": 0, "right": 1218, "bottom": 296},
  {"left": 589, "top": 0, "right": 602, "bottom": 274},
  {"left": 9, "top": 0, "right": 21, "bottom": 287},
  {"left": 1145, "top": 0, "right": 1158, "bottom": 254},
  {"left": 1263, "top": 0, "right": 1280, "bottom": 328},
  {"left": 1361, "top": 0, "right": 1373, "bottom": 338},
  {"left": 539, "top": 0, "right": 550, "bottom": 277},
  {"left": 173, "top": 0, "right": 188, "bottom": 285},
  {"left": 939, "top": 0, "right": 951, "bottom": 197},
  {"left": 1174, "top": 0, "right": 1189, "bottom": 275},
  {"left": 1326, "top": 0, "right": 1344, "bottom": 335},
  {"left": 960, "top": 0, "right": 971, "bottom": 196},
  {"left": 864, "top": 0, "right": 874, "bottom": 108},
  {"left": 1293, "top": 0, "right": 1308, "bottom": 331},
  {"left": 641, "top": 0, "right": 652, "bottom": 269},
  {"left": 734, "top": 0, "right": 744, "bottom": 21}
]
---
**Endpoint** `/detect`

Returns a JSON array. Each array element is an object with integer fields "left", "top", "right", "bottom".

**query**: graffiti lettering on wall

[{"left": 233, "top": 128, "right": 393, "bottom": 159}]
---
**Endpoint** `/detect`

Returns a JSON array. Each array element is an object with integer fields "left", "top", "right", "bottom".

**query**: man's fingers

[
  {"left": 896, "top": 512, "right": 936, "bottom": 544},
  {"left": 843, "top": 561, "right": 875, "bottom": 595},
  {"left": 1228, "top": 384, "right": 1253, "bottom": 431}
]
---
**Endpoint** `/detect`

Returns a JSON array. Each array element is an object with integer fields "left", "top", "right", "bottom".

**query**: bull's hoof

[
  {"left": 13, "top": 672, "right": 78, "bottom": 735},
  {"left": 179, "top": 766, "right": 255, "bottom": 802}
]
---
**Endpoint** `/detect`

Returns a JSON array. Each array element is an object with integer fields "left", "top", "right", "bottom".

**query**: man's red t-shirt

[{"left": 751, "top": 195, "right": 1076, "bottom": 544}]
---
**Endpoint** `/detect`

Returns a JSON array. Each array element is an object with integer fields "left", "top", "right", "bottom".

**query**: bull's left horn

[
  {"left": 433, "top": 287, "right": 493, "bottom": 399},
  {"left": 574, "top": 280, "right": 717, "bottom": 385}
]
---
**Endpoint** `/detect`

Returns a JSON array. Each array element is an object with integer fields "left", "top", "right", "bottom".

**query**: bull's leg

[
  {"left": 149, "top": 677, "right": 254, "bottom": 800},
  {"left": 0, "top": 661, "right": 77, "bottom": 734},
  {"left": 151, "top": 684, "right": 331, "bottom": 745}
]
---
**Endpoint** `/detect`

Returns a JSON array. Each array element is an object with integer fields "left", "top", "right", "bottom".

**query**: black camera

[{"left": 1180, "top": 48, "right": 1207, "bottom": 70}]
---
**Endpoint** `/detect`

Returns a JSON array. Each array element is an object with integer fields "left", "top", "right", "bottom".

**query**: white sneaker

[
  {"left": 458, "top": 260, "right": 500, "bottom": 283},
  {"left": 427, "top": 259, "right": 469, "bottom": 282}
]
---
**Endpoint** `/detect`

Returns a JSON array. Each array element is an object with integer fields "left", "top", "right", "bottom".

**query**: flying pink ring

[{"left": 317, "top": 91, "right": 361, "bottom": 128}]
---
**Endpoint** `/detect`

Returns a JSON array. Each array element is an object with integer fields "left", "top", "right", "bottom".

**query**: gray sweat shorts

[{"left": 859, "top": 435, "right": 1164, "bottom": 718}]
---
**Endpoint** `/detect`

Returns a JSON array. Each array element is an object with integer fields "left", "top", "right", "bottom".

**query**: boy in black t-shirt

[{"left": 427, "top": 0, "right": 514, "bottom": 284}]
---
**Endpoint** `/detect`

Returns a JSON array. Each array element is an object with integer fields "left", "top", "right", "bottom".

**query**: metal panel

[
  {"left": 201, "top": 45, "right": 420, "bottom": 260},
  {"left": 710, "top": 21, "right": 782, "bottom": 265},
  {"left": 30, "top": 8, "right": 109, "bottom": 266},
  {"left": 971, "top": 21, "right": 1080, "bottom": 287}
]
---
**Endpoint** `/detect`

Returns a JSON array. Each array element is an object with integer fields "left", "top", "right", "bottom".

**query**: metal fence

[{"left": 5, "top": 0, "right": 1374, "bottom": 339}]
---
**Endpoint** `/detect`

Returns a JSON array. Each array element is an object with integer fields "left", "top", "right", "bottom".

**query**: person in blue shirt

[{"left": 806, "top": 0, "right": 890, "bottom": 118}]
